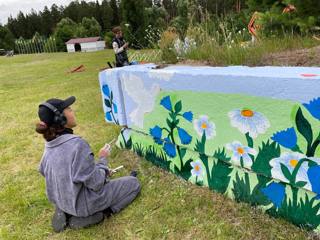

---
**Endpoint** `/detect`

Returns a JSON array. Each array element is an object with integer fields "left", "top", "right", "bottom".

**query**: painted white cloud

[
  {"left": 147, "top": 69, "right": 175, "bottom": 82},
  {"left": 121, "top": 73, "right": 160, "bottom": 128}
]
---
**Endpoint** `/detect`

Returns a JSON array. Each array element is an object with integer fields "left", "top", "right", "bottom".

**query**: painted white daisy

[
  {"left": 193, "top": 115, "right": 216, "bottom": 139},
  {"left": 270, "top": 152, "right": 310, "bottom": 188},
  {"left": 190, "top": 160, "right": 203, "bottom": 178},
  {"left": 228, "top": 109, "right": 270, "bottom": 138},
  {"left": 226, "top": 141, "right": 257, "bottom": 168}
]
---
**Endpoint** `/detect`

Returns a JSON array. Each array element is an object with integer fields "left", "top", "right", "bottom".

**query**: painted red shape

[{"left": 301, "top": 74, "right": 318, "bottom": 77}]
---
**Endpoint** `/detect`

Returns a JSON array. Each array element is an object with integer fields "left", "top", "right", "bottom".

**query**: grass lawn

[{"left": 0, "top": 50, "right": 315, "bottom": 239}]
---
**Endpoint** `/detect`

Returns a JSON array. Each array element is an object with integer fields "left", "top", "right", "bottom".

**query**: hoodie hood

[{"left": 45, "top": 134, "right": 80, "bottom": 148}]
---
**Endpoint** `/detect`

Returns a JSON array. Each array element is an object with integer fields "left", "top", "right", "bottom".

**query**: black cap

[{"left": 38, "top": 96, "right": 76, "bottom": 125}]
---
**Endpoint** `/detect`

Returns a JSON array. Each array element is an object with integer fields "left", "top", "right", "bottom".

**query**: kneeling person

[{"left": 36, "top": 96, "right": 141, "bottom": 232}]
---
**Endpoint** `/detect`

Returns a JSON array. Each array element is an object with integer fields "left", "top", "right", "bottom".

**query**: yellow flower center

[
  {"left": 237, "top": 147, "right": 244, "bottom": 155},
  {"left": 194, "top": 165, "right": 200, "bottom": 171},
  {"left": 241, "top": 109, "right": 254, "bottom": 117},
  {"left": 290, "top": 159, "right": 298, "bottom": 168},
  {"left": 201, "top": 123, "right": 207, "bottom": 129}
]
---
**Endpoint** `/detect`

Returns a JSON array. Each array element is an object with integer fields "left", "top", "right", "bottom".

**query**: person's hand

[
  {"left": 107, "top": 169, "right": 113, "bottom": 177},
  {"left": 123, "top": 42, "right": 129, "bottom": 49},
  {"left": 99, "top": 144, "right": 111, "bottom": 158}
]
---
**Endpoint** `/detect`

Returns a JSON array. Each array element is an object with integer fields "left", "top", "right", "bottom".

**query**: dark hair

[
  {"left": 35, "top": 122, "right": 65, "bottom": 142},
  {"left": 112, "top": 26, "right": 121, "bottom": 34}
]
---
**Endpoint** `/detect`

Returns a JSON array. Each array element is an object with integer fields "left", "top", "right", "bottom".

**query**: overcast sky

[{"left": 0, "top": 0, "right": 100, "bottom": 25}]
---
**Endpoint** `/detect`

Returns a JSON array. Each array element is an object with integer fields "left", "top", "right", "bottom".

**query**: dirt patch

[{"left": 259, "top": 46, "right": 320, "bottom": 67}]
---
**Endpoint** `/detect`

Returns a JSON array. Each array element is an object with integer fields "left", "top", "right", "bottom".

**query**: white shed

[{"left": 65, "top": 37, "right": 105, "bottom": 53}]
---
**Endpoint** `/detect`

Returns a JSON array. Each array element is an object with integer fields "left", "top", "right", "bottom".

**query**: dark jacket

[{"left": 112, "top": 37, "right": 129, "bottom": 67}]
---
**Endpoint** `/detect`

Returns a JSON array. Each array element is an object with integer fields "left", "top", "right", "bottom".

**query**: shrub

[{"left": 159, "top": 27, "right": 179, "bottom": 63}]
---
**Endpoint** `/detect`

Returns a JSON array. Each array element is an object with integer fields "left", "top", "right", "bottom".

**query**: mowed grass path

[{"left": 0, "top": 51, "right": 313, "bottom": 239}]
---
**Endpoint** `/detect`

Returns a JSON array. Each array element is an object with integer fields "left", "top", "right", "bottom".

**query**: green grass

[
  {"left": 185, "top": 36, "right": 320, "bottom": 66},
  {"left": 0, "top": 50, "right": 315, "bottom": 239}
]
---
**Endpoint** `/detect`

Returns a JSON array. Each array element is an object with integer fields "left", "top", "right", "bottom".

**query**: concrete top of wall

[{"left": 105, "top": 63, "right": 320, "bottom": 80}]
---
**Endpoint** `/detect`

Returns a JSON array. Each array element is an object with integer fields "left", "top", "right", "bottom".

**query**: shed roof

[{"left": 65, "top": 37, "right": 101, "bottom": 44}]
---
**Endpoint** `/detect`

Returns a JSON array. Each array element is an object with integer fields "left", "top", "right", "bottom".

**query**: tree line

[{"left": 0, "top": 0, "right": 319, "bottom": 52}]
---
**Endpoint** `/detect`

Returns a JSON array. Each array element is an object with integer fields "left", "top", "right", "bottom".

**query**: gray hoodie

[{"left": 39, "top": 134, "right": 111, "bottom": 217}]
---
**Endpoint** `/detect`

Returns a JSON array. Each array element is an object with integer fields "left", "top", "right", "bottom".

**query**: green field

[{"left": 0, "top": 50, "right": 314, "bottom": 239}]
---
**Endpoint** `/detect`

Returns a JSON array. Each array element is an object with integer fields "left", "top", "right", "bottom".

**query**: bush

[
  {"left": 159, "top": 27, "right": 179, "bottom": 63},
  {"left": 104, "top": 31, "right": 114, "bottom": 48}
]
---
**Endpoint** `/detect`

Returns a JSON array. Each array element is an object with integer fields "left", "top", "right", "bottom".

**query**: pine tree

[
  {"left": 0, "top": 25, "right": 15, "bottom": 50},
  {"left": 101, "top": 0, "right": 114, "bottom": 31},
  {"left": 110, "top": 0, "right": 120, "bottom": 26},
  {"left": 41, "top": 7, "right": 54, "bottom": 37},
  {"left": 120, "top": 0, "right": 147, "bottom": 48}
]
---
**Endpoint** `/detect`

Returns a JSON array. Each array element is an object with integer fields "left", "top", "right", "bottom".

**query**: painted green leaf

[
  {"left": 295, "top": 181, "right": 307, "bottom": 188},
  {"left": 245, "top": 132, "right": 253, "bottom": 148},
  {"left": 166, "top": 118, "right": 174, "bottom": 129},
  {"left": 145, "top": 145, "right": 170, "bottom": 171},
  {"left": 295, "top": 107, "right": 313, "bottom": 148},
  {"left": 233, "top": 173, "right": 270, "bottom": 206},
  {"left": 169, "top": 112, "right": 175, "bottom": 119},
  {"left": 194, "top": 133, "right": 206, "bottom": 154},
  {"left": 280, "top": 163, "right": 292, "bottom": 183},
  {"left": 174, "top": 100, "right": 182, "bottom": 113},
  {"left": 180, "top": 147, "right": 186, "bottom": 159},
  {"left": 175, "top": 158, "right": 193, "bottom": 181},
  {"left": 267, "top": 191, "right": 320, "bottom": 230},
  {"left": 251, "top": 141, "right": 280, "bottom": 177},
  {"left": 213, "top": 147, "right": 231, "bottom": 162},
  {"left": 125, "top": 137, "right": 132, "bottom": 150},
  {"left": 132, "top": 143, "right": 144, "bottom": 157},
  {"left": 232, "top": 173, "right": 251, "bottom": 202},
  {"left": 104, "top": 99, "right": 111, "bottom": 108},
  {"left": 209, "top": 159, "right": 232, "bottom": 194}
]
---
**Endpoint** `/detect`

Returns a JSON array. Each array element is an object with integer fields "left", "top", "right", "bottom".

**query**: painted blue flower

[
  {"left": 303, "top": 97, "right": 320, "bottom": 120},
  {"left": 307, "top": 165, "right": 320, "bottom": 194},
  {"left": 150, "top": 126, "right": 162, "bottom": 139},
  {"left": 150, "top": 126, "right": 163, "bottom": 144},
  {"left": 182, "top": 111, "right": 193, "bottom": 122},
  {"left": 178, "top": 127, "right": 192, "bottom": 144},
  {"left": 271, "top": 127, "right": 297, "bottom": 149},
  {"left": 261, "top": 182, "right": 285, "bottom": 208},
  {"left": 102, "top": 84, "right": 110, "bottom": 98},
  {"left": 160, "top": 96, "right": 172, "bottom": 111},
  {"left": 163, "top": 138, "right": 176, "bottom": 158},
  {"left": 113, "top": 103, "right": 118, "bottom": 113},
  {"left": 105, "top": 112, "right": 112, "bottom": 121}
]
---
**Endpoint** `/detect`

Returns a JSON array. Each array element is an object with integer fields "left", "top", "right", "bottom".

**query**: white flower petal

[
  {"left": 231, "top": 152, "right": 241, "bottom": 165},
  {"left": 228, "top": 109, "right": 270, "bottom": 138},
  {"left": 244, "top": 146, "right": 257, "bottom": 156},
  {"left": 242, "top": 154, "right": 253, "bottom": 168}
]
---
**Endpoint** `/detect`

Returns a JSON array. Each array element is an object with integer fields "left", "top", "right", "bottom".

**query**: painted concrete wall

[{"left": 99, "top": 64, "right": 320, "bottom": 231}]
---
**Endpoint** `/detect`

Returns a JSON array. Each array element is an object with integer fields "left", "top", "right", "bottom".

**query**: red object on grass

[{"left": 69, "top": 65, "right": 85, "bottom": 73}]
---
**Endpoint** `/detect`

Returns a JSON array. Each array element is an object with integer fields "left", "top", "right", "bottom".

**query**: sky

[{"left": 0, "top": 0, "right": 99, "bottom": 25}]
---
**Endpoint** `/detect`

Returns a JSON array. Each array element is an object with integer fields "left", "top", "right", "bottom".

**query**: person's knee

[{"left": 127, "top": 176, "right": 141, "bottom": 193}]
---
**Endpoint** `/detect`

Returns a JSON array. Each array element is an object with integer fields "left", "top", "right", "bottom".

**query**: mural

[{"left": 99, "top": 64, "right": 320, "bottom": 231}]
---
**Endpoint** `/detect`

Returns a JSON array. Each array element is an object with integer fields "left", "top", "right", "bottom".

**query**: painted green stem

[
  {"left": 308, "top": 133, "right": 320, "bottom": 157},
  {"left": 169, "top": 123, "right": 183, "bottom": 170},
  {"left": 245, "top": 132, "right": 253, "bottom": 148}
]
